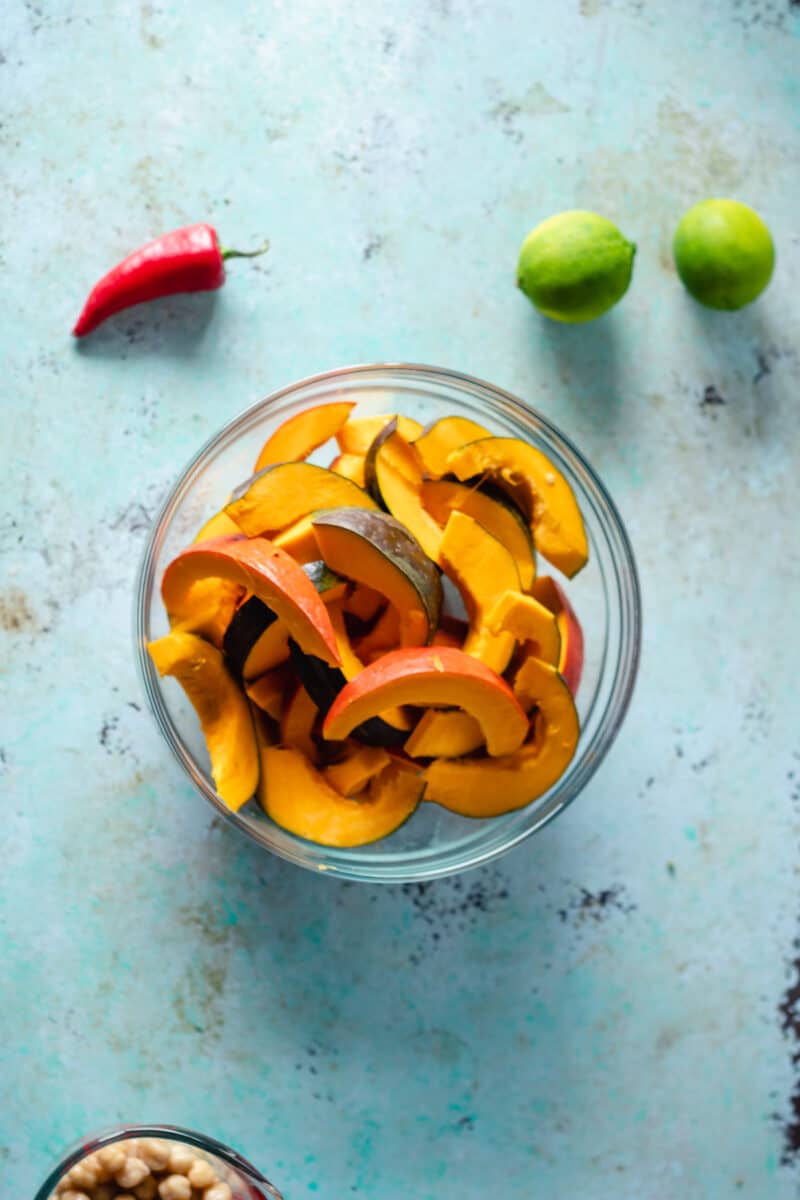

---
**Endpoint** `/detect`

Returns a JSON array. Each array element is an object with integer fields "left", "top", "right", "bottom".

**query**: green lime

[
  {"left": 672, "top": 199, "right": 775, "bottom": 311},
  {"left": 516, "top": 210, "right": 636, "bottom": 323}
]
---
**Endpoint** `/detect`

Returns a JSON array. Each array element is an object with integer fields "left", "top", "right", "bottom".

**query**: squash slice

[
  {"left": 280, "top": 683, "right": 319, "bottom": 762},
  {"left": 258, "top": 751, "right": 423, "bottom": 847},
  {"left": 323, "top": 646, "right": 528, "bottom": 757},
  {"left": 253, "top": 401, "right": 355, "bottom": 472},
  {"left": 420, "top": 479, "right": 535, "bottom": 590},
  {"left": 531, "top": 576, "right": 585, "bottom": 695},
  {"left": 245, "top": 664, "right": 294, "bottom": 721},
  {"left": 424, "top": 658, "right": 579, "bottom": 817},
  {"left": 148, "top": 631, "right": 258, "bottom": 811},
  {"left": 329, "top": 453, "right": 367, "bottom": 487},
  {"left": 336, "top": 413, "right": 423, "bottom": 455},
  {"left": 324, "top": 745, "right": 391, "bottom": 796},
  {"left": 364, "top": 423, "right": 443, "bottom": 562},
  {"left": 226, "top": 462, "right": 377, "bottom": 538},
  {"left": 413, "top": 415, "right": 490, "bottom": 477},
  {"left": 485, "top": 589, "right": 561, "bottom": 668},
  {"left": 404, "top": 709, "right": 484, "bottom": 758},
  {"left": 161, "top": 534, "right": 340, "bottom": 668},
  {"left": 446, "top": 437, "right": 588, "bottom": 577},
  {"left": 312, "top": 508, "right": 442, "bottom": 647}
]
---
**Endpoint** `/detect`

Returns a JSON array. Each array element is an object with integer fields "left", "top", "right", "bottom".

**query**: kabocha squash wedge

[
  {"left": 485, "top": 589, "right": 561, "bottom": 668},
  {"left": 438, "top": 511, "right": 520, "bottom": 674},
  {"left": 329, "top": 453, "right": 367, "bottom": 487},
  {"left": 148, "top": 631, "right": 259, "bottom": 811},
  {"left": 424, "top": 658, "right": 579, "bottom": 817},
  {"left": 258, "top": 750, "right": 423, "bottom": 847},
  {"left": 531, "top": 576, "right": 585, "bottom": 695},
  {"left": 226, "top": 462, "right": 378, "bottom": 538},
  {"left": 421, "top": 479, "right": 536, "bottom": 590},
  {"left": 161, "top": 534, "right": 341, "bottom": 667},
  {"left": 245, "top": 664, "right": 294, "bottom": 721},
  {"left": 312, "top": 508, "right": 442, "bottom": 647},
  {"left": 169, "top": 577, "right": 244, "bottom": 649},
  {"left": 412, "top": 415, "right": 491, "bottom": 477},
  {"left": 343, "top": 583, "right": 385, "bottom": 625},
  {"left": 272, "top": 515, "right": 321, "bottom": 564},
  {"left": 193, "top": 509, "right": 241, "bottom": 543},
  {"left": 404, "top": 709, "right": 484, "bottom": 758},
  {"left": 353, "top": 604, "right": 402, "bottom": 662},
  {"left": 336, "top": 413, "right": 423, "bottom": 455},
  {"left": 323, "top": 646, "right": 528, "bottom": 757},
  {"left": 324, "top": 745, "right": 391, "bottom": 796},
  {"left": 253, "top": 401, "right": 355, "bottom": 472},
  {"left": 364, "top": 422, "right": 443, "bottom": 562},
  {"left": 446, "top": 437, "right": 588, "bottom": 578},
  {"left": 280, "top": 683, "right": 319, "bottom": 762}
]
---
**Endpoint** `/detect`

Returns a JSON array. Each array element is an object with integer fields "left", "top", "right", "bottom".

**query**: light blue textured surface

[{"left": 2, "top": 2, "right": 799, "bottom": 1196}]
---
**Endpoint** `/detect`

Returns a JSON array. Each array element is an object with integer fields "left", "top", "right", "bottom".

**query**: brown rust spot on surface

[{"left": 0, "top": 588, "right": 36, "bottom": 632}]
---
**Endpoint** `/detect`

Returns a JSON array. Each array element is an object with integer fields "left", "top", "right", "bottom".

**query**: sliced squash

[
  {"left": 193, "top": 510, "right": 241, "bottom": 543},
  {"left": 353, "top": 604, "right": 402, "bottom": 663},
  {"left": 336, "top": 413, "right": 424, "bottom": 455},
  {"left": 329, "top": 453, "right": 366, "bottom": 487},
  {"left": 245, "top": 664, "right": 294, "bottom": 721},
  {"left": 147, "top": 631, "right": 258, "bottom": 811},
  {"left": 343, "top": 583, "right": 385, "bottom": 625},
  {"left": 312, "top": 508, "right": 442, "bottom": 647},
  {"left": 323, "top": 646, "right": 528, "bottom": 757},
  {"left": 324, "top": 745, "right": 391, "bottom": 796},
  {"left": 258, "top": 750, "right": 423, "bottom": 847},
  {"left": 364, "top": 423, "right": 443, "bottom": 562},
  {"left": 485, "top": 589, "right": 561, "bottom": 668},
  {"left": 420, "top": 479, "right": 536, "bottom": 590},
  {"left": 161, "top": 535, "right": 341, "bottom": 667},
  {"left": 280, "top": 683, "right": 319, "bottom": 762},
  {"left": 413, "top": 415, "right": 490, "bottom": 477},
  {"left": 226, "top": 462, "right": 378, "bottom": 538},
  {"left": 446, "top": 437, "right": 588, "bottom": 578},
  {"left": 273, "top": 516, "right": 321, "bottom": 564},
  {"left": 424, "top": 658, "right": 579, "bottom": 818},
  {"left": 438, "top": 511, "right": 520, "bottom": 674},
  {"left": 253, "top": 401, "right": 355, "bottom": 472},
  {"left": 531, "top": 576, "right": 585, "bottom": 695},
  {"left": 404, "top": 709, "right": 484, "bottom": 758},
  {"left": 169, "top": 577, "right": 244, "bottom": 649}
]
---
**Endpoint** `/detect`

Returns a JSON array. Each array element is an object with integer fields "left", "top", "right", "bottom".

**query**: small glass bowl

[
  {"left": 135, "top": 363, "right": 641, "bottom": 883},
  {"left": 34, "top": 1124, "right": 283, "bottom": 1200}
]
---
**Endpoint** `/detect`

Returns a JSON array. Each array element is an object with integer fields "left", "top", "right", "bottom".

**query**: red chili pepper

[{"left": 72, "top": 223, "right": 269, "bottom": 336}]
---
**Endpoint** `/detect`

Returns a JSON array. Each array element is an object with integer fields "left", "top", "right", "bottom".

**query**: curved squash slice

[
  {"left": 245, "top": 664, "right": 294, "bottom": 721},
  {"left": 343, "top": 583, "right": 385, "bottom": 625},
  {"left": 170, "top": 578, "right": 244, "bottom": 650},
  {"left": 336, "top": 413, "right": 423, "bottom": 455},
  {"left": 280, "top": 683, "right": 319, "bottom": 762},
  {"left": 485, "top": 589, "right": 561, "bottom": 668},
  {"left": 329, "top": 453, "right": 367, "bottom": 487},
  {"left": 424, "top": 658, "right": 579, "bottom": 818},
  {"left": 253, "top": 401, "right": 355, "bottom": 472},
  {"left": 531, "top": 576, "right": 585, "bottom": 695},
  {"left": 438, "top": 511, "right": 520, "bottom": 674},
  {"left": 420, "top": 479, "right": 535, "bottom": 590},
  {"left": 272, "top": 515, "right": 321, "bottom": 564},
  {"left": 148, "top": 631, "right": 258, "bottom": 811},
  {"left": 364, "top": 423, "right": 443, "bottom": 562},
  {"left": 413, "top": 415, "right": 490, "bottom": 477},
  {"left": 353, "top": 604, "right": 402, "bottom": 662},
  {"left": 226, "top": 462, "right": 377, "bottom": 538},
  {"left": 161, "top": 534, "right": 340, "bottom": 667},
  {"left": 324, "top": 745, "right": 391, "bottom": 796},
  {"left": 446, "top": 437, "right": 588, "bottom": 578},
  {"left": 312, "top": 508, "right": 442, "bottom": 647},
  {"left": 323, "top": 646, "right": 528, "bottom": 757},
  {"left": 404, "top": 709, "right": 484, "bottom": 758},
  {"left": 258, "top": 751, "right": 423, "bottom": 847},
  {"left": 193, "top": 510, "right": 241, "bottom": 543}
]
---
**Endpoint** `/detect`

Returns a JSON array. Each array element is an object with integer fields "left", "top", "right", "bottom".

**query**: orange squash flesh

[
  {"left": 329, "top": 453, "right": 367, "bottom": 487},
  {"left": 324, "top": 745, "right": 391, "bottom": 796},
  {"left": 366, "top": 428, "right": 443, "bottom": 562},
  {"left": 161, "top": 534, "right": 340, "bottom": 667},
  {"left": 353, "top": 603, "right": 402, "bottom": 663},
  {"left": 245, "top": 664, "right": 294, "bottom": 721},
  {"left": 420, "top": 479, "right": 535, "bottom": 590},
  {"left": 258, "top": 750, "right": 423, "bottom": 847},
  {"left": 272, "top": 516, "right": 321, "bottom": 564},
  {"left": 280, "top": 683, "right": 319, "bottom": 762},
  {"left": 438, "top": 511, "right": 520, "bottom": 674},
  {"left": 193, "top": 510, "right": 242, "bottom": 543},
  {"left": 343, "top": 583, "right": 385, "bottom": 624},
  {"left": 336, "top": 413, "right": 424, "bottom": 455},
  {"left": 323, "top": 646, "right": 528, "bottom": 757},
  {"left": 169, "top": 577, "right": 244, "bottom": 649},
  {"left": 531, "top": 576, "right": 585, "bottom": 695},
  {"left": 413, "top": 415, "right": 491, "bottom": 477},
  {"left": 446, "top": 437, "right": 589, "bottom": 577},
  {"left": 423, "top": 658, "right": 579, "bottom": 817},
  {"left": 226, "top": 462, "right": 378, "bottom": 538},
  {"left": 404, "top": 709, "right": 484, "bottom": 758},
  {"left": 312, "top": 508, "right": 442, "bottom": 647},
  {"left": 148, "top": 631, "right": 259, "bottom": 811},
  {"left": 485, "top": 589, "right": 561, "bottom": 668},
  {"left": 253, "top": 401, "right": 355, "bottom": 472}
]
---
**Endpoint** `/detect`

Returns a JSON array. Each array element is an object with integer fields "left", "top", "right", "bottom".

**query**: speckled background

[{"left": 2, "top": 1, "right": 799, "bottom": 1197}]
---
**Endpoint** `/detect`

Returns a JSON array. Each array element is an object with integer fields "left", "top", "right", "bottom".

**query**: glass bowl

[
  {"left": 135, "top": 363, "right": 641, "bottom": 883},
  {"left": 34, "top": 1124, "right": 282, "bottom": 1200}
]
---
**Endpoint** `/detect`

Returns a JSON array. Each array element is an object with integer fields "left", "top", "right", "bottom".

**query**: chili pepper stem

[{"left": 221, "top": 238, "right": 271, "bottom": 261}]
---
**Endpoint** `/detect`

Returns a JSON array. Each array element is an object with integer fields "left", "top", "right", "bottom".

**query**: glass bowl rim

[{"left": 134, "top": 361, "right": 641, "bottom": 883}]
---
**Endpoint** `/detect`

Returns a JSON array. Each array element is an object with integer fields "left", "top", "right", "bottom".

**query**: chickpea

[
  {"left": 138, "top": 1140, "right": 171, "bottom": 1172},
  {"left": 68, "top": 1161, "right": 98, "bottom": 1190},
  {"left": 158, "top": 1175, "right": 192, "bottom": 1200},
  {"left": 94, "top": 1186, "right": 116, "bottom": 1200},
  {"left": 187, "top": 1160, "right": 216, "bottom": 1190},
  {"left": 203, "top": 1184, "right": 232, "bottom": 1200},
  {"left": 167, "top": 1146, "right": 194, "bottom": 1176},
  {"left": 98, "top": 1147, "right": 129, "bottom": 1176},
  {"left": 134, "top": 1177, "right": 158, "bottom": 1200},
  {"left": 59, "top": 1192, "right": 90, "bottom": 1200},
  {"left": 116, "top": 1158, "right": 151, "bottom": 1190}
]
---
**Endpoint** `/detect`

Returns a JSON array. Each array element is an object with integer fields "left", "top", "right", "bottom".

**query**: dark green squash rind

[{"left": 363, "top": 416, "right": 398, "bottom": 508}]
